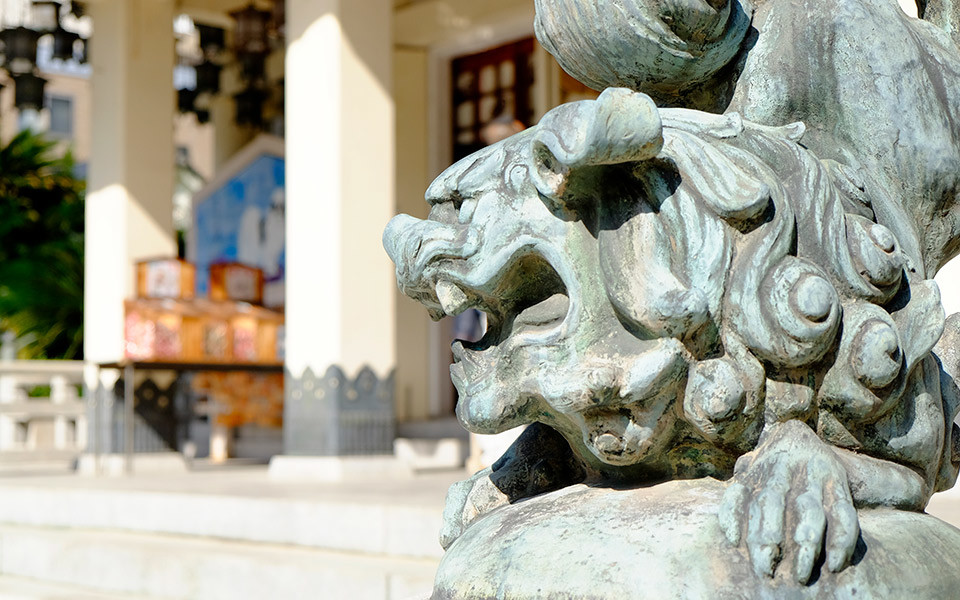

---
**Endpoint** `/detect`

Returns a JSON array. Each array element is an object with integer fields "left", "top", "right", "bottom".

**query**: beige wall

[
  {"left": 175, "top": 113, "right": 216, "bottom": 181},
  {"left": 394, "top": 0, "right": 535, "bottom": 49},
  {"left": 44, "top": 73, "right": 92, "bottom": 162},
  {"left": 393, "top": 47, "right": 432, "bottom": 421}
]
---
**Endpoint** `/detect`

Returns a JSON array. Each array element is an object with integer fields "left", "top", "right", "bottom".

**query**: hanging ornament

[
  {"left": 234, "top": 85, "right": 266, "bottom": 128},
  {"left": 51, "top": 26, "right": 80, "bottom": 61},
  {"left": 230, "top": 4, "right": 270, "bottom": 55},
  {"left": 76, "top": 36, "right": 88, "bottom": 63},
  {"left": 269, "top": 0, "right": 284, "bottom": 41},
  {"left": 239, "top": 52, "right": 265, "bottom": 82},
  {"left": 195, "top": 60, "right": 222, "bottom": 95},
  {"left": 196, "top": 24, "right": 225, "bottom": 58},
  {"left": 177, "top": 88, "right": 198, "bottom": 114},
  {"left": 0, "top": 27, "right": 42, "bottom": 75},
  {"left": 13, "top": 72, "right": 47, "bottom": 111}
]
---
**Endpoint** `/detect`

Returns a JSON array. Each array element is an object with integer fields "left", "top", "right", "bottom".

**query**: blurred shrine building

[{"left": 0, "top": 0, "right": 600, "bottom": 472}]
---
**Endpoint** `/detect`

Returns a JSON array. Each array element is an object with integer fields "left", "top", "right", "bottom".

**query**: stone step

[
  {"left": 0, "top": 523, "right": 436, "bottom": 600},
  {"left": 0, "top": 477, "right": 446, "bottom": 560},
  {"left": 0, "top": 573, "right": 157, "bottom": 600}
]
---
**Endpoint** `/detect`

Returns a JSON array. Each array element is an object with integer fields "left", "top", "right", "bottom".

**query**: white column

[
  {"left": 84, "top": 0, "right": 177, "bottom": 364},
  {"left": 282, "top": 0, "right": 396, "bottom": 456}
]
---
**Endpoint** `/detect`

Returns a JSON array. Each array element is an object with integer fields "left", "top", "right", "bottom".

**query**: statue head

[{"left": 384, "top": 88, "right": 958, "bottom": 489}]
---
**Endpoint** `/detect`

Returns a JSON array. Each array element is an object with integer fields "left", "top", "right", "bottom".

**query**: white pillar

[
  {"left": 282, "top": 0, "right": 396, "bottom": 456},
  {"left": 84, "top": 0, "right": 177, "bottom": 365}
]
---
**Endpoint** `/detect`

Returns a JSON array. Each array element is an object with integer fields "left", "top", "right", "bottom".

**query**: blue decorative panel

[{"left": 193, "top": 153, "right": 285, "bottom": 306}]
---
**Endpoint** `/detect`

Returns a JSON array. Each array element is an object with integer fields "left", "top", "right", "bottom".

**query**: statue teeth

[{"left": 436, "top": 279, "right": 471, "bottom": 316}]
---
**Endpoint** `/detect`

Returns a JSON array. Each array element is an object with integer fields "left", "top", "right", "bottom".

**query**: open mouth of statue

[{"left": 441, "top": 253, "right": 570, "bottom": 386}]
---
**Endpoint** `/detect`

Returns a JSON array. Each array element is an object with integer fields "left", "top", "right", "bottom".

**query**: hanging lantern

[
  {"left": 195, "top": 60, "right": 222, "bottom": 95},
  {"left": 234, "top": 86, "right": 266, "bottom": 128},
  {"left": 239, "top": 52, "right": 265, "bottom": 81},
  {"left": 13, "top": 72, "right": 47, "bottom": 110},
  {"left": 269, "top": 0, "right": 285, "bottom": 41},
  {"left": 230, "top": 4, "right": 270, "bottom": 55},
  {"left": 177, "top": 88, "right": 198, "bottom": 114},
  {"left": 0, "top": 27, "right": 42, "bottom": 75},
  {"left": 76, "top": 37, "right": 88, "bottom": 63},
  {"left": 196, "top": 24, "right": 225, "bottom": 57},
  {"left": 51, "top": 26, "right": 80, "bottom": 61},
  {"left": 31, "top": 1, "right": 62, "bottom": 33}
]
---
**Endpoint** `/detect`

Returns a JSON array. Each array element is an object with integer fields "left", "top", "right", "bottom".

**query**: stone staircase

[{"left": 0, "top": 467, "right": 459, "bottom": 599}]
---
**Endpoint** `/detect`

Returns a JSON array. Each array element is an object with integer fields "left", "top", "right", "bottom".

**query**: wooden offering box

[
  {"left": 209, "top": 263, "right": 264, "bottom": 304},
  {"left": 124, "top": 299, "right": 186, "bottom": 361},
  {"left": 227, "top": 303, "right": 284, "bottom": 363},
  {"left": 124, "top": 298, "right": 283, "bottom": 364},
  {"left": 136, "top": 258, "right": 196, "bottom": 300}
]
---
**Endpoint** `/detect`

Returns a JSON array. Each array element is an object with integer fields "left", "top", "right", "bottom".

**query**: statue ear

[{"left": 531, "top": 88, "right": 664, "bottom": 199}]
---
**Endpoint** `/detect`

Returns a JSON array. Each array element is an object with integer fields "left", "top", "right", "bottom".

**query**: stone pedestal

[{"left": 435, "top": 479, "right": 960, "bottom": 599}]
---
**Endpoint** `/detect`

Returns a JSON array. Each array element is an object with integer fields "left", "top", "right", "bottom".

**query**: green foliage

[{"left": 0, "top": 130, "right": 84, "bottom": 359}]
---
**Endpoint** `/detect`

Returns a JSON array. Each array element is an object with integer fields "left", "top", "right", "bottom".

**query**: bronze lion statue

[{"left": 383, "top": 0, "right": 960, "bottom": 596}]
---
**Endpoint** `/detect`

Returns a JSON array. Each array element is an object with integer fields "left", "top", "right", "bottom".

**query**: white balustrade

[{"left": 0, "top": 355, "right": 87, "bottom": 454}]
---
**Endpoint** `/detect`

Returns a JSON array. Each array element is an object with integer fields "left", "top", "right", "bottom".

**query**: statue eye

[{"left": 428, "top": 200, "right": 459, "bottom": 225}]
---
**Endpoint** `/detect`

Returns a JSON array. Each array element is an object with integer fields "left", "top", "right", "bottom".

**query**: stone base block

[
  {"left": 435, "top": 478, "right": 960, "bottom": 599},
  {"left": 267, "top": 455, "right": 413, "bottom": 482},
  {"left": 75, "top": 453, "right": 189, "bottom": 476}
]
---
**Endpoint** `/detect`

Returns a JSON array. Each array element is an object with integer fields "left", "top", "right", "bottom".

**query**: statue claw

[{"left": 720, "top": 420, "right": 860, "bottom": 583}]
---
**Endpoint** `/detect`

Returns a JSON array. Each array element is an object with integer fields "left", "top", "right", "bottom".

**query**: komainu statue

[{"left": 384, "top": 0, "right": 960, "bottom": 597}]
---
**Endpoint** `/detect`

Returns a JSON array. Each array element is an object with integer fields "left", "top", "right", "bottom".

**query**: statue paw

[
  {"left": 439, "top": 467, "right": 510, "bottom": 550},
  {"left": 718, "top": 420, "right": 860, "bottom": 583}
]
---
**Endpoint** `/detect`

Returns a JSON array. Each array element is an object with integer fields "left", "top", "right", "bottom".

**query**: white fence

[{"left": 0, "top": 359, "right": 87, "bottom": 454}]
